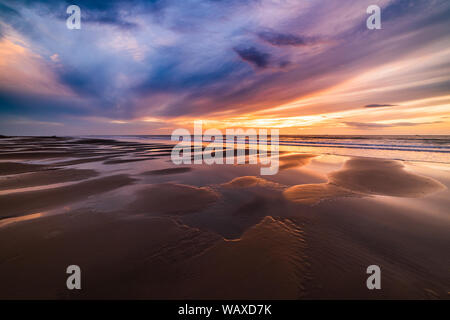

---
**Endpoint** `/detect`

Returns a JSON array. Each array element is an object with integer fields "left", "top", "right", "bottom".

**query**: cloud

[
  {"left": 344, "top": 121, "right": 443, "bottom": 129},
  {"left": 81, "top": 10, "right": 139, "bottom": 30},
  {"left": 233, "top": 46, "right": 271, "bottom": 69},
  {"left": 0, "top": 0, "right": 449, "bottom": 135},
  {"left": 0, "top": 2, "right": 32, "bottom": 39},
  {"left": 364, "top": 104, "right": 397, "bottom": 108},
  {"left": 0, "top": 2, "right": 20, "bottom": 19},
  {"left": 3, "top": 0, "right": 155, "bottom": 30},
  {"left": 257, "top": 30, "right": 316, "bottom": 47}
]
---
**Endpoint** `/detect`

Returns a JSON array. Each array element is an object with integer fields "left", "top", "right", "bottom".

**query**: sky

[{"left": 0, "top": 0, "right": 449, "bottom": 135}]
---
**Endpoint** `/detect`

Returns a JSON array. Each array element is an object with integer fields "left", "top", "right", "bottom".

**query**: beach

[{"left": 0, "top": 135, "right": 449, "bottom": 299}]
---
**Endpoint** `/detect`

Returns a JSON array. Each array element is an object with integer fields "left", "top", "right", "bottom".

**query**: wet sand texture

[
  {"left": 142, "top": 167, "right": 192, "bottom": 175},
  {"left": 279, "top": 153, "right": 316, "bottom": 170},
  {"left": 329, "top": 158, "right": 445, "bottom": 197},
  {"left": 222, "top": 176, "right": 281, "bottom": 188},
  {"left": 284, "top": 183, "right": 353, "bottom": 204},
  {"left": 1, "top": 137, "right": 449, "bottom": 299},
  {"left": 0, "top": 175, "right": 135, "bottom": 219},
  {"left": 0, "top": 213, "right": 221, "bottom": 299},
  {"left": 177, "top": 216, "right": 309, "bottom": 299},
  {"left": 129, "top": 183, "right": 219, "bottom": 215},
  {"left": 103, "top": 157, "right": 157, "bottom": 165},
  {"left": 0, "top": 212, "right": 309, "bottom": 299},
  {"left": 0, "top": 162, "right": 48, "bottom": 175},
  {"left": 284, "top": 158, "right": 445, "bottom": 204},
  {"left": 0, "top": 169, "right": 98, "bottom": 191}
]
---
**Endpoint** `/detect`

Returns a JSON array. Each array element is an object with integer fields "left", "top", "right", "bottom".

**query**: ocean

[{"left": 86, "top": 135, "right": 450, "bottom": 164}]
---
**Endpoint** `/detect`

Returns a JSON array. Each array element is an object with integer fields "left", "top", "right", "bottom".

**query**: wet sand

[
  {"left": 129, "top": 183, "right": 219, "bottom": 215},
  {"left": 0, "top": 136, "right": 449, "bottom": 299},
  {"left": 0, "top": 175, "right": 135, "bottom": 219},
  {"left": 142, "top": 167, "right": 192, "bottom": 175},
  {"left": 329, "top": 158, "right": 445, "bottom": 197},
  {"left": 0, "top": 162, "right": 48, "bottom": 175},
  {"left": 279, "top": 153, "right": 316, "bottom": 170},
  {"left": 283, "top": 158, "right": 445, "bottom": 204},
  {"left": 0, "top": 168, "right": 98, "bottom": 191},
  {"left": 222, "top": 176, "right": 282, "bottom": 188}
]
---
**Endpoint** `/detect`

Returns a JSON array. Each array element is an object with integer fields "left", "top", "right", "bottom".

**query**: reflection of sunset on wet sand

[{"left": 0, "top": 136, "right": 449, "bottom": 299}]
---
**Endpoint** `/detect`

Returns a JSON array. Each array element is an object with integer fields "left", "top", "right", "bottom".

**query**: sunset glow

[{"left": 0, "top": 0, "right": 449, "bottom": 135}]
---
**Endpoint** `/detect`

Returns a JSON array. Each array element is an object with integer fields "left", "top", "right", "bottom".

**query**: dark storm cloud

[
  {"left": 0, "top": 88, "right": 136, "bottom": 121},
  {"left": 234, "top": 47, "right": 271, "bottom": 69},
  {"left": 2, "top": 0, "right": 164, "bottom": 30},
  {"left": 55, "top": 65, "right": 112, "bottom": 98},
  {"left": 0, "top": 89, "right": 88, "bottom": 118},
  {"left": 136, "top": 48, "right": 239, "bottom": 93},
  {"left": 7, "top": 0, "right": 163, "bottom": 11}
]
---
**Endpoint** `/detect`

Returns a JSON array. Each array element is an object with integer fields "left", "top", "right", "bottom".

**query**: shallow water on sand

[{"left": 0, "top": 136, "right": 449, "bottom": 299}]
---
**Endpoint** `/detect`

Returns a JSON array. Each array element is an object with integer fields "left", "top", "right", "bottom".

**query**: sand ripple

[{"left": 177, "top": 216, "right": 309, "bottom": 299}]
